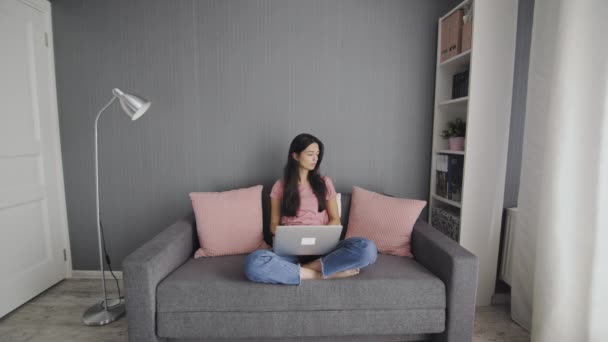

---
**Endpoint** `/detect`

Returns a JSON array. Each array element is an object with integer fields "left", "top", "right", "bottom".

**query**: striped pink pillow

[
  {"left": 345, "top": 186, "right": 426, "bottom": 257},
  {"left": 189, "top": 185, "right": 270, "bottom": 257}
]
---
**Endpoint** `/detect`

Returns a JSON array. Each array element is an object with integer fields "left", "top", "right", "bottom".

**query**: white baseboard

[{"left": 70, "top": 270, "right": 123, "bottom": 279}]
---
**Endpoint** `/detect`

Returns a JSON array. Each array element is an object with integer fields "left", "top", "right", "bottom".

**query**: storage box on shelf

[
  {"left": 440, "top": 9, "right": 464, "bottom": 62},
  {"left": 435, "top": 153, "right": 464, "bottom": 201},
  {"left": 462, "top": 17, "right": 473, "bottom": 52},
  {"left": 431, "top": 205, "right": 461, "bottom": 242}
]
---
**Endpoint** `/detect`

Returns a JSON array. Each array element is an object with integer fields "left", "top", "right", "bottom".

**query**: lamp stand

[{"left": 82, "top": 95, "right": 125, "bottom": 326}]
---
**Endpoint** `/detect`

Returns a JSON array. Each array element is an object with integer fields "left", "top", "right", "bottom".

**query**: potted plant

[{"left": 440, "top": 118, "right": 466, "bottom": 151}]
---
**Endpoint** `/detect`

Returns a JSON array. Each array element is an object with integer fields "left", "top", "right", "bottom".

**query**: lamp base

[{"left": 82, "top": 298, "right": 125, "bottom": 326}]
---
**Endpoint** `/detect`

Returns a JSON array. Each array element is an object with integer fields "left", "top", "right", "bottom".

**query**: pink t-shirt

[{"left": 270, "top": 176, "right": 337, "bottom": 225}]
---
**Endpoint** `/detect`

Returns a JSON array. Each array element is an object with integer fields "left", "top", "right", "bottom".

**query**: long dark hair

[{"left": 281, "top": 133, "right": 328, "bottom": 217}]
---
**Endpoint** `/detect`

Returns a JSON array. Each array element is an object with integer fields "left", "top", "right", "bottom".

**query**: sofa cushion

[
  {"left": 156, "top": 254, "right": 445, "bottom": 313},
  {"left": 345, "top": 186, "right": 426, "bottom": 257},
  {"left": 190, "top": 185, "right": 270, "bottom": 257},
  {"left": 158, "top": 310, "right": 444, "bottom": 339},
  {"left": 162, "top": 334, "right": 433, "bottom": 342}
]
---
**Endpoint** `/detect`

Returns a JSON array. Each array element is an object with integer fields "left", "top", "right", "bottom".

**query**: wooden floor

[{"left": 0, "top": 279, "right": 530, "bottom": 342}]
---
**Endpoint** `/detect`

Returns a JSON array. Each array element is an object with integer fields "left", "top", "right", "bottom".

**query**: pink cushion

[
  {"left": 345, "top": 186, "right": 426, "bottom": 257},
  {"left": 189, "top": 185, "right": 270, "bottom": 257}
]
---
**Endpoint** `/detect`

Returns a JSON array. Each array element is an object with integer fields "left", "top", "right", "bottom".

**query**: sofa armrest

[
  {"left": 123, "top": 215, "right": 196, "bottom": 342},
  {"left": 411, "top": 218, "right": 479, "bottom": 342}
]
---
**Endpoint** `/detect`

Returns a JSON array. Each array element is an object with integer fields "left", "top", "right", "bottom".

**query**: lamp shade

[{"left": 112, "top": 88, "right": 151, "bottom": 121}]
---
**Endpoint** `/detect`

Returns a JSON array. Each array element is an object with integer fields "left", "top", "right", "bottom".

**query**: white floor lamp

[{"left": 82, "top": 88, "right": 151, "bottom": 326}]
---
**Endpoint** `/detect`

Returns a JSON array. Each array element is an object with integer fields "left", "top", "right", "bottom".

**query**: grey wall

[
  {"left": 504, "top": 0, "right": 534, "bottom": 208},
  {"left": 53, "top": 0, "right": 454, "bottom": 271}
]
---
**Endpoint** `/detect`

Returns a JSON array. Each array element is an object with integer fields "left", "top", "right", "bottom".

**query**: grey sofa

[{"left": 123, "top": 193, "right": 478, "bottom": 342}]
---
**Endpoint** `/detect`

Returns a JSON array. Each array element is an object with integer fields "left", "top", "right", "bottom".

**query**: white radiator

[{"left": 499, "top": 207, "right": 518, "bottom": 286}]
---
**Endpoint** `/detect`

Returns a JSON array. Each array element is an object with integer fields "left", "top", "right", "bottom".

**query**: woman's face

[{"left": 293, "top": 143, "right": 320, "bottom": 171}]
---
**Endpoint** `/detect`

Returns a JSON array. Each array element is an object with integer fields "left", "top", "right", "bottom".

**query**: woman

[{"left": 244, "top": 133, "right": 378, "bottom": 284}]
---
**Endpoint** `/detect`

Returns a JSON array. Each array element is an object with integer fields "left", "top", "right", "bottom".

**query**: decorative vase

[{"left": 448, "top": 137, "right": 465, "bottom": 151}]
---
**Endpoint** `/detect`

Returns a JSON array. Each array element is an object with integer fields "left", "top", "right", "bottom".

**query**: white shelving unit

[
  {"left": 428, "top": 0, "right": 518, "bottom": 306},
  {"left": 439, "top": 96, "right": 468, "bottom": 108},
  {"left": 432, "top": 194, "right": 462, "bottom": 208},
  {"left": 437, "top": 149, "right": 465, "bottom": 155}
]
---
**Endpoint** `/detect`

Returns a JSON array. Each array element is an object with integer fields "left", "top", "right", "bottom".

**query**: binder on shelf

[
  {"left": 452, "top": 70, "right": 469, "bottom": 99},
  {"left": 435, "top": 154, "right": 449, "bottom": 198},
  {"left": 447, "top": 154, "right": 464, "bottom": 201}
]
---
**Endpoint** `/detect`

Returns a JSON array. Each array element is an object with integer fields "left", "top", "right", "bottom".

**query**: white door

[{"left": 0, "top": 0, "right": 70, "bottom": 318}]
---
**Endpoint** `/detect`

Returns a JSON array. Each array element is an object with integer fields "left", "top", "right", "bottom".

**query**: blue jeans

[{"left": 244, "top": 237, "right": 378, "bottom": 285}]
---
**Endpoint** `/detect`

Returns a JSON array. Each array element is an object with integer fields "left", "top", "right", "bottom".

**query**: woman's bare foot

[
  {"left": 300, "top": 266, "right": 322, "bottom": 280},
  {"left": 301, "top": 260, "right": 360, "bottom": 280},
  {"left": 325, "top": 268, "right": 360, "bottom": 279},
  {"left": 301, "top": 259, "right": 322, "bottom": 272}
]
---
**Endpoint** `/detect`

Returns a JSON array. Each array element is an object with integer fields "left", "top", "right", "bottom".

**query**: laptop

[{"left": 273, "top": 225, "right": 343, "bottom": 256}]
